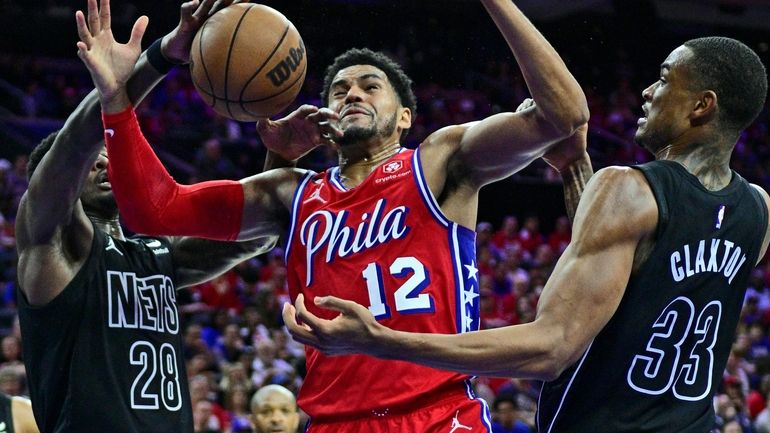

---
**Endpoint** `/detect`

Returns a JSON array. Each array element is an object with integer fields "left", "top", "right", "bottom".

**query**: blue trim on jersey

[
  {"left": 464, "top": 379, "right": 493, "bottom": 432},
  {"left": 450, "top": 223, "right": 480, "bottom": 334},
  {"left": 285, "top": 172, "right": 315, "bottom": 264},
  {"left": 450, "top": 223, "right": 466, "bottom": 334},
  {"left": 538, "top": 340, "right": 595, "bottom": 433},
  {"left": 412, "top": 148, "right": 450, "bottom": 228},
  {"left": 303, "top": 418, "right": 311, "bottom": 433},
  {"left": 329, "top": 166, "right": 347, "bottom": 191}
]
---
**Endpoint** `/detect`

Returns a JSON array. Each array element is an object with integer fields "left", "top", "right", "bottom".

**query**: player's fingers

[
  {"left": 87, "top": 0, "right": 100, "bottom": 33},
  {"left": 75, "top": 11, "right": 93, "bottom": 44},
  {"left": 128, "top": 16, "right": 149, "bottom": 50},
  {"left": 515, "top": 98, "right": 535, "bottom": 113},
  {"left": 315, "top": 296, "right": 358, "bottom": 315},
  {"left": 294, "top": 294, "right": 327, "bottom": 332},
  {"left": 99, "top": 0, "right": 111, "bottom": 31},
  {"left": 191, "top": 0, "right": 212, "bottom": 20},
  {"left": 296, "top": 104, "right": 320, "bottom": 118},
  {"left": 182, "top": 0, "right": 201, "bottom": 20},
  {"left": 76, "top": 41, "right": 89, "bottom": 58},
  {"left": 282, "top": 303, "right": 321, "bottom": 345},
  {"left": 282, "top": 303, "right": 312, "bottom": 333},
  {"left": 209, "top": 0, "right": 224, "bottom": 16}
]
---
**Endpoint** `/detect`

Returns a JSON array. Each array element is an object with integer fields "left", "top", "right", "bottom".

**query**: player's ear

[
  {"left": 398, "top": 106, "right": 412, "bottom": 130},
  {"left": 690, "top": 90, "right": 717, "bottom": 126}
]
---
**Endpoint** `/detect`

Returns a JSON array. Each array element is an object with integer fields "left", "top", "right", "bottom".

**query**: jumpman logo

[
  {"left": 449, "top": 410, "right": 472, "bottom": 433},
  {"left": 304, "top": 186, "right": 327, "bottom": 204},
  {"left": 105, "top": 237, "right": 123, "bottom": 256}
]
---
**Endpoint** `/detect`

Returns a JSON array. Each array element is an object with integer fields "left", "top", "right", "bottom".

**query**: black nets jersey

[
  {"left": 18, "top": 228, "right": 192, "bottom": 433},
  {"left": 0, "top": 393, "right": 14, "bottom": 433},
  {"left": 538, "top": 161, "right": 768, "bottom": 433}
]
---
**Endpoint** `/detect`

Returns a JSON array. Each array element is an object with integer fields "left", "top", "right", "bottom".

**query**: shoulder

[
  {"left": 420, "top": 124, "right": 471, "bottom": 154},
  {"left": 241, "top": 167, "right": 313, "bottom": 206},
  {"left": 750, "top": 183, "right": 770, "bottom": 207},
  {"left": 572, "top": 166, "right": 658, "bottom": 246}
]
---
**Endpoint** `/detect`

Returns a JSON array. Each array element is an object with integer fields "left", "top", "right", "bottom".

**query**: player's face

[
  {"left": 252, "top": 392, "right": 299, "bottom": 433},
  {"left": 327, "top": 64, "right": 411, "bottom": 146},
  {"left": 635, "top": 45, "right": 698, "bottom": 153},
  {"left": 80, "top": 145, "right": 118, "bottom": 217}
]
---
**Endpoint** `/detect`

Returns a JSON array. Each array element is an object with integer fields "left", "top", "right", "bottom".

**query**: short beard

[
  {"left": 337, "top": 112, "right": 398, "bottom": 147},
  {"left": 82, "top": 194, "right": 119, "bottom": 219}
]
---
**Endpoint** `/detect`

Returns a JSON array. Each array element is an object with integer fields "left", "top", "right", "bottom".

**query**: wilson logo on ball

[{"left": 267, "top": 41, "right": 306, "bottom": 87}]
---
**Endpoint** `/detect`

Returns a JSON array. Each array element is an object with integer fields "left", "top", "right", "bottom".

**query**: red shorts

[{"left": 304, "top": 395, "right": 491, "bottom": 433}]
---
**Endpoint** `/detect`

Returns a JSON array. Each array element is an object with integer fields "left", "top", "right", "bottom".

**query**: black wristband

[{"left": 146, "top": 38, "right": 177, "bottom": 74}]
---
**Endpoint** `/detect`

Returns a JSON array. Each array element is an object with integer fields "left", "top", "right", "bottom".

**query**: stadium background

[{"left": 0, "top": 1, "right": 769, "bottom": 431}]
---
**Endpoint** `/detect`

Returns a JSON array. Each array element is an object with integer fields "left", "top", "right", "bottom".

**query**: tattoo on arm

[{"left": 560, "top": 155, "right": 593, "bottom": 224}]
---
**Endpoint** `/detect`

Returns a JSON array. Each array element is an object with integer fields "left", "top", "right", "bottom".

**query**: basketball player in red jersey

[{"left": 81, "top": 1, "right": 590, "bottom": 431}]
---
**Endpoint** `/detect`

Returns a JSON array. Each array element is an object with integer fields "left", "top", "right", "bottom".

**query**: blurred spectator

[
  {"left": 491, "top": 393, "right": 532, "bottom": 433},
  {"left": 194, "top": 138, "right": 242, "bottom": 181},
  {"left": 547, "top": 216, "right": 571, "bottom": 254},
  {"left": 250, "top": 384, "right": 299, "bottom": 433},
  {"left": 194, "top": 399, "right": 222, "bottom": 433}
]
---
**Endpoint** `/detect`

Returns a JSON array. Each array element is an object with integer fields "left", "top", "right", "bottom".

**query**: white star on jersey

[
  {"left": 461, "top": 260, "right": 479, "bottom": 333},
  {"left": 464, "top": 261, "right": 478, "bottom": 281}
]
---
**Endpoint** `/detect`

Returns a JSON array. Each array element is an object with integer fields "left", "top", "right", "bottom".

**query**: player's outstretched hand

[
  {"left": 282, "top": 294, "right": 382, "bottom": 356},
  {"left": 161, "top": 0, "right": 248, "bottom": 64},
  {"left": 257, "top": 105, "right": 344, "bottom": 161},
  {"left": 76, "top": 0, "right": 147, "bottom": 106}
]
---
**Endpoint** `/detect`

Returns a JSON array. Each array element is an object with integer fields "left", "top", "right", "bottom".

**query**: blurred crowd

[{"left": 1, "top": 4, "right": 770, "bottom": 432}]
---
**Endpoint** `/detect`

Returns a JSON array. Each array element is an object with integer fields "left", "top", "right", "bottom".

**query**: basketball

[{"left": 190, "top": 4, "right": 307, "bottom": 122}]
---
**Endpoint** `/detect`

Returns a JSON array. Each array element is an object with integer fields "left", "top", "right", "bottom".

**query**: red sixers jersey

[{"left": 285, "top": 149, "right": 484, "bottom": 421}]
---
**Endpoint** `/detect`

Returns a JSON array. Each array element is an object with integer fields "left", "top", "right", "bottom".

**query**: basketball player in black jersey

[
  {"left": 284, "top": 37, "right": 770, "bottom": 432},
  {"left": 0, "top": 393, "right": 38, "bottom": 433},
  {"left": 14, "top": 0, "right": 274, "bottom": 432}
]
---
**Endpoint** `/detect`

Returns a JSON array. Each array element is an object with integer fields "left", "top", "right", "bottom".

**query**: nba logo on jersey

[
  {"left": 716, "top": 204, "right": 725, "bottom": 229},
  {"left": 383, "top": 160, "right": 403, "bottom": 174}
]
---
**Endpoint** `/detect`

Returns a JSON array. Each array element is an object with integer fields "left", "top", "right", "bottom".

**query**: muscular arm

[
  {"left": 285, "top": 167, "right": 656, "bottom": 380},
  {"left": 16, "top": 52, "right": 168, "bottom": 306},
  {"left": 421, "top": 0, "right": 588, "bottom": 192},
  {"left": 169, "top": 235, "right": 278, "bottom": 288},
  {"left": 103, "top": 108, "right": 301, "bottom": 241}
]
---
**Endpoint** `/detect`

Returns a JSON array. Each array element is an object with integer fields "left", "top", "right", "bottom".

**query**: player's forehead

[
  {"left": 660, "top": 45, "right": 693, "bottom": 74},
  {"left": 331, "top": 64, "right": 389, "bottom": 86}
]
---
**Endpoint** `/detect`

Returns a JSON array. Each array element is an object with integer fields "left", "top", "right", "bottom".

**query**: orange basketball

[{"left": 190, "top": 4, "right": 307, "bottom": 122}]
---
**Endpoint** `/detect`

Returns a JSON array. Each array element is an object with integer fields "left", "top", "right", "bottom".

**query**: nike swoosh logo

[
  {"left": 105, "top": 128, "right": 115, "bottom": 137},
  {"left": 145, "top": 240, "right": 162, "bottom": 248}
]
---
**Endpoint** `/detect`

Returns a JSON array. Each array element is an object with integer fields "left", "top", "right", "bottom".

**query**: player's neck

[
  {"left": 655, "top": 139, "right": 734, "bottom": 191},
  {"left": 337, "top": 140, "right": 402, "bottom": 188},
  {"left": 88, "top": 214, "right": 126, "bottom": 241}
]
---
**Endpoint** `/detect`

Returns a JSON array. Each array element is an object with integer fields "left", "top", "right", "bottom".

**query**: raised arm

[
  {"left": 422, "top": 0, "right": 589, "bottom": 189},
  {"left": 283, "top": 167, "right": 656, "bottom": 380},
  {"left": 16, "top": 0, "right": 243, "bottom": 306}
]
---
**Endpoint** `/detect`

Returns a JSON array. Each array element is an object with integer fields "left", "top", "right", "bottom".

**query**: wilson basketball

[{"left": 190, "top": 4, "right": 307, "bottom": 122}]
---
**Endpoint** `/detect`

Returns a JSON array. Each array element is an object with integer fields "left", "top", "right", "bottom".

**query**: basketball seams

[
  {"left": 189, "top": 3, "right": 306, "bottom": 121},
  {"left": 238, "top": 21, "right": 291, "bottom": 105},
  {"left": 223, "top": 3, "right": 257, "bottom": 120},
  {"left": 195, "top": 19, "right": 217, "bottom": 108}
]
